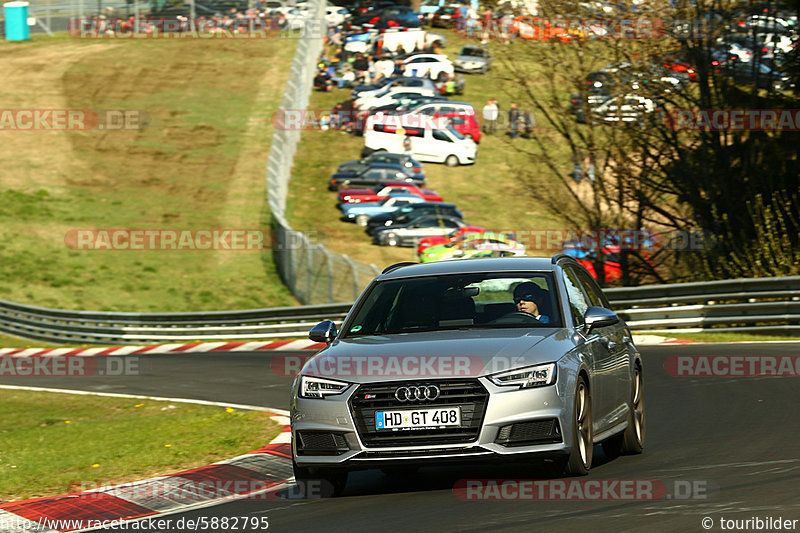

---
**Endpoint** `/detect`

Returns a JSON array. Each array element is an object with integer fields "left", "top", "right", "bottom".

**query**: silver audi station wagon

[{"left": 290, "top": 256, "right": 645, "bottom": 496}]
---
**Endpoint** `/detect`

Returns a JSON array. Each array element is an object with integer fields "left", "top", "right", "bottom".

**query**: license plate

[{"left": 375, "top": 407, "right": 461, "bottom": 430}]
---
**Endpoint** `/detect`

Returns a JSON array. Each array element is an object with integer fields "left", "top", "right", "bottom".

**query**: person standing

[
  {"left": 508, "top": 102, "right": 520, "bottom": 138},
  {"left": 522, "top": 109, "right": 536, "bottom": 137},
  {"left": 482, "top": 99, "right": 498, "bottom": 134}
]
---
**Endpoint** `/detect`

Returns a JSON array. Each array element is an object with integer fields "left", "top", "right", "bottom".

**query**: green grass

[
  {"left": 0, "top": 389, "right": 280, "bottom": 501},
  {"left": 0, "top": 36, "right": 299, "bottom": 311},
  {"left": 653, "top": 332, "right": 800, "bottom": 343},
  {"left": 287, "top": 30, "right": 570, "bottom": 270}
]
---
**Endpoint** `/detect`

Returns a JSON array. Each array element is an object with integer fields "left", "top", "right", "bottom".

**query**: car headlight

[
  {"left": 489, "top": 363, "right": 556, "bottom": 389},
  {"left": 299, "top": 376, "right": 350, "bottom": 398}
]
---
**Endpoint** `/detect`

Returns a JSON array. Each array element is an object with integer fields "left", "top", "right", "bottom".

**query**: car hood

[
  {"left": 455, "top": 55, "right": 487, "bottom": 64},
  {"left": 300, "top": 328, "right": 576, "bottom": 383}
]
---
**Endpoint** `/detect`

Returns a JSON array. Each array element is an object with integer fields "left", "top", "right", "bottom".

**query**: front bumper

[
  {"left": 291, "top": 377, "right": 571, "bottom": 470},
  {"left": 454, "top": 62, "right": 486, "bottom": 73}
]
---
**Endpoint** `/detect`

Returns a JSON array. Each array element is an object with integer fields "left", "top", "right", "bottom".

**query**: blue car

[{"left": 340, "top": 194, "right": 426, "bottom": 226}]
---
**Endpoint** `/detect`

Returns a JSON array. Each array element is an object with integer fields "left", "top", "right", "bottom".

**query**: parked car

[
  {"left": 352, "top": 77, "right": 437, "bottom": 100},
  {"left": 373, "top": 101, "right": 481, "bottom": 142},
  {"left": 338, "top": 181, "right": 442, "bottom": 205},
  {"left": 364, "top": 123, "right": 477, "bottom": 166},
  {"left": 328, "top": 163, "right": 423, "bottom": 191},
  {"left": 591, "top": 94, "right": 659, "bottom": 124},
  {"left": 355, "top": 86, "right": 438, "bottom": 111},
  {"left": 416, "top": 225, "right": 487, "bottom": 255},
  {"left": 419, "top": 233, "right": 527, "bottom": 262},
  {"left": 430, "top": 5, "right": 459, "bottom": 27},
  {"left": 380, "top": 5, "right": 425, "bottom": 27},
  {"left": 294, "top": 256, "right": 645, "bottom": 496},
  {"left": 402, "top": 54, "right": 455, "bottom": 81},
  {"left": 325, "top": 6, "right": 350, "bottom": 26},
  {"left": 341, "top": 194, "right": 427, "bottom": 226},
  {"left": 453, "top": 45, "right": 493, "bottom": 74},
  {"left": 372, "top": 214, "right": 470, "bottom": 246},
  {"left": 718, "top": 59, "right": 793, "bottom": 91},
  {"left": 336, "top": 153, "right": 424, "bottom": 181},
  {"left": 366, "top": 201, "right": 463, "bottom": 235}
]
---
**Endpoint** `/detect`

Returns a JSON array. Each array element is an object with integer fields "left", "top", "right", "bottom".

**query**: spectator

[
  {"left": 481, "top": 7, "right": 493, "bottom": 43},
  {"left": 403, "top": 135, "right": 412, "bottom": 154},
  {"left": 482, "top": 99, "right": 498, "bottom": 134},
  {"left": 508, "top": 102, "right": 520, "bottom": 138},
  {"left": 522, "top": 109, "right": 536, "bottom": 137},
  {"left": 457, "top": 3, "right": 468, "bottom": 33}
]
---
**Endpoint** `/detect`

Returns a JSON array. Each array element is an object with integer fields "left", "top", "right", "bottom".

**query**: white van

[{"left": 363, "top": 123, "right": 476, "bottom": 166}]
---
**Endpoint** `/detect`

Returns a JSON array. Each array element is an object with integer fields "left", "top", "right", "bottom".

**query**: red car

[
  {"left": 416, "top": 225, "right": 487, "bottom": 256},
  {"left": 338, "top": 181, "right": 443, "bottom": 205},
  {"left": 659, "top": 57, "right": 698, "bottom": 82}
]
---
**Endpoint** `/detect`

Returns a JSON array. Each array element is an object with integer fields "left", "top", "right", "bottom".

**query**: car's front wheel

[
  {"left": 355, "top": 214, "right": 370, "bottom": 226},
  {"left": 564, "top": 375, "right": 593, "bottom": 475},
  {"left": 445, "top": 154, "right": 459, "bottom": 167},
  {"left": 292, "top": 458, "right": 348, "bottom": 498}
]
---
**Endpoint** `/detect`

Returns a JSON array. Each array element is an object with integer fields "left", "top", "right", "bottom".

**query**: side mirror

[
  {"left": 309, "top": 320, "right": 338, "bottom": 344},
  {"left": 583, "top": 306, "right": 619, "bottom": 334}
]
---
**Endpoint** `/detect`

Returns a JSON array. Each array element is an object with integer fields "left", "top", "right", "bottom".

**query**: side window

[
  {"left": 562, "top": 267, "right": 590, "bottom": 325},
  {"left": 572, "top": 266, "right": 610, "bottom": 308},
  {"left": 363, "top": 169, "right": 384, "bottom": 179},
  {"left": 432, "top": 130, "right": 451, "bottom": 142}
]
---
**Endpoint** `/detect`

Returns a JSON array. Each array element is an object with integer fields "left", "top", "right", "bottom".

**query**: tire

[
  {"left": 385, "top": 232, "right": 399, "bottom": 246},
  {"left": 445, "top": 154, "right": 459, "bottom": 167},
  {"left": 621, "top": 364, "right": 646, "bottom": 454},
  {"left": 601, "top": 365, "right": 645, "bottom": 457},
  {"left": 771, "top": 80, "right": 784, "bottom": 92},
  {"left": 563, "top": 375, "right": 593, "bottom": 476},
  {"left": 355, "top": 214, "right": 370, "bottom": 226},
  {"left": 292, "top": 458, "right": 348, "bottom": 498}
]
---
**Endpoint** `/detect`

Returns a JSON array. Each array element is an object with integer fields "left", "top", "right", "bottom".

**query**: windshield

[
  {"left": 447, "top": 126, "right": 465, "bottom": 140},
  {"left": 342, "top": 272, "right": 562, "bottom": 337}
]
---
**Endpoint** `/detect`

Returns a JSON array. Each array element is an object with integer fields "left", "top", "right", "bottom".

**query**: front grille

[
  {"left": 296, "top": 431, "right": 350, "bottom": 456},
  {"left": 349, "top": 379, "right": 489, "bottom": 448},
  {"left": 495, "top": 419, "right": 562, "bottom": 447}
]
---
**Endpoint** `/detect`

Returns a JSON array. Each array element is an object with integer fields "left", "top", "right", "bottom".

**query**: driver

[{"left": 513, "top": 282, "right": 550, "bottom": 324}]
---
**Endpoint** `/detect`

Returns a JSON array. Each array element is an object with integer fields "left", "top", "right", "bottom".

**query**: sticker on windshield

[{"left": 350, "top": 325, "right": 363, "bottom": 333}]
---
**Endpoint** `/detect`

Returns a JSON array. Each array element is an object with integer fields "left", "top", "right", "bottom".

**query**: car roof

[
  {"left": 360, "top": 163, "right": 407, "bottom": 170},
  {"left": 378, "top": 256, "right": 566, "bottom": 280}
]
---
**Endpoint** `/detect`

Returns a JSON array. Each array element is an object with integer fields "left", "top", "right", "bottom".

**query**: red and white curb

[
  {"left": 0, "top": 339, "right": 326, "bottom": 358},
  {"left": 631, "top": 334, "right": 693, "bottom": 345},
  {"left": 0, "top": 403, "right": 293, "bottom": 533},
  {"left": 0, "top": 336, "right": 687, "bottom": 359}
]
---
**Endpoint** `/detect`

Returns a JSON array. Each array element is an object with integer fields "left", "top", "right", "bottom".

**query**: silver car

[{"left": 291, "top": 256, "right": 645, "bottom": 496}]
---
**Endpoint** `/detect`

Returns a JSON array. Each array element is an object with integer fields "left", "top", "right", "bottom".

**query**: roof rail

[
  {"left": 382, "top": 261, "right": 417, "bottom": 274},
  {"left": 551, "top": 253, "right": 576, "bottom": 265}
]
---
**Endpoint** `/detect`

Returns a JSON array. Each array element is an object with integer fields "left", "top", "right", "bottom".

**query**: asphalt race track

[{"left": 3, "top": 343, "right": 799, "bottom": 532}]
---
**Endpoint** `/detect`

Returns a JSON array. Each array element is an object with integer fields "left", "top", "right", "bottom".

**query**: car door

[
  {"left": 571, "top": 266, "right": 630, "bottom": 427},
  {"left": 562, "top": 266, "right": 615, "bottom": 432}
]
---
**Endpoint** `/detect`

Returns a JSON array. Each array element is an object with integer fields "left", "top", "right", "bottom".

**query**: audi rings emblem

[{"left": 395, "top": 385, "right": 440, "bottom": 402}]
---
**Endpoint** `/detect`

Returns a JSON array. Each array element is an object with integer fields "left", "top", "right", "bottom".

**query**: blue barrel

[{"left": 4, "top": 1, "right": 31, "bottom": 41}]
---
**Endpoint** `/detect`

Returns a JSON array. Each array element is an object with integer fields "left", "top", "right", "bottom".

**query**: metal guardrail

[{"left": 1, "top": 276, "right": 799, "bottom": 345}]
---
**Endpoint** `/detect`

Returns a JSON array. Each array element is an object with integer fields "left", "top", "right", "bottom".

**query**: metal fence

[
  {"left": 2, "top": 276, "right": 798, "bottom": 344},
  {"left": 266, "top": 0, "right": 380, "bottom": 305}
]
